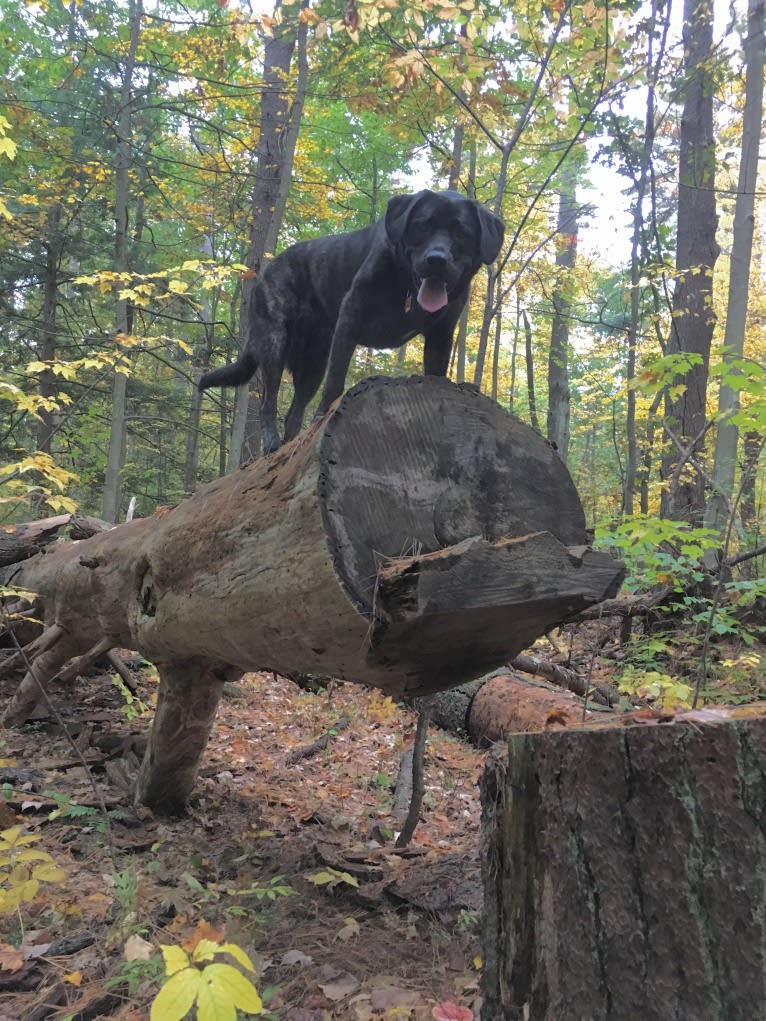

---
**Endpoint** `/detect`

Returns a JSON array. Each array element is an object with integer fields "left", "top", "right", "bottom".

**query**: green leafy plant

[
  {"left": 616, "top": 666, "right": 694, "bottom": 710},
  {"left": 112, "top": 674, "right": 150, "bottom": 720},
  {"left": 226, "top": 876, "right": 294, "bottom": 901},
  {"left": 106, "top": 951, "right": 165, "bottom": 996},
  {"left": 44, "top": 791, "right": 100, "bottom": 825},
  {"left": 151, "top": 937, "right": 262, "bottom": 1021}
]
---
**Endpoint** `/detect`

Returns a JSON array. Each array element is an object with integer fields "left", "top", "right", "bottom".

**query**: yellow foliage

[
  {"left": 152, "top": 936, "right": 262, "bottom": 1021},
  {"left": 0, "top": 827, "right": 67, "bottom": 913}
]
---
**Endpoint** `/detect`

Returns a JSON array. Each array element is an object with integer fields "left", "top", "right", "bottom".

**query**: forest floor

[
  {"left": 2, "top": 624, "right": 765, "bottom": 1021},
  {"left": 0, "top": 665, "right": 491, "bottom": 1021}
]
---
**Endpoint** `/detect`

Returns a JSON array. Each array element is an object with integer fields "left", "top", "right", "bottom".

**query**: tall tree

[
  {"left": 228, "top": 0, "right": 309, "bottom": 469},
  {"left": 101, "top": 0, "right": 143, "bottom": 522},
  {"left": 546, "top": 163, "right": 578, "bottom": 460},
  {"left": 705, "top": 0, "right": 765, "bottom": 535},
  {"left": 660, "top": 0, "right": 720, "bottom": 522}
]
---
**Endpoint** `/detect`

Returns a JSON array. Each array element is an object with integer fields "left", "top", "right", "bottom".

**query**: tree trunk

[
  {"left": 705, "top": 0, "right": 764, "bottom": 535},
  {"left": 36, "top": 203, "right": 63, "bottom": 458},
  {"left": 481, "top": 710, "right": 766, "bottom": 1020},
  {"left": 229, "top": 0, "right": 308, "bottom": 468},
  {"left": 546, "top": 169, "right": 577, "bottom": 461},
  {"left": 660, "top": 0, "right": 720, "bottom": 522},
  {"left": 2, "top": 377, "right": 622, "bottom": 813},
  {"left": 101, "top": 0, "right": 142, "bottom": 523},
  {"left": 522, "top": 309, "right": 540, "bottom": 432}
]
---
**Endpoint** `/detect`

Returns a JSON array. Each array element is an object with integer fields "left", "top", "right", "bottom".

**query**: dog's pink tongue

[{"left": 417, "top": 278, "right": 449, "bottom": 313}]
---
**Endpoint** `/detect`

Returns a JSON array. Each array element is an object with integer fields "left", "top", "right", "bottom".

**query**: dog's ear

[
  {"left": 385, "top": 191, "right": 431, "bottom": 244},
  {"left": 474, "top": 203, "right": 505, "bottom": 264}
]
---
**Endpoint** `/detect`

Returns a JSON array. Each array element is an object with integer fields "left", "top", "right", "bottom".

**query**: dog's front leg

[
  {"left": 423, "top": 324, "right": 455, "bottom": 376},
  {"left": 316, "top": 304, "right": 361, "bottom": 418}
]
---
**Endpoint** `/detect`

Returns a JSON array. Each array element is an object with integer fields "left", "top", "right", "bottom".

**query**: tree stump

[
  {"left": 2, "top": 376, "right": 623, "bottom": 812},
  {"left": 480, "top": 710, "right": 766, "bottom": 1021}
]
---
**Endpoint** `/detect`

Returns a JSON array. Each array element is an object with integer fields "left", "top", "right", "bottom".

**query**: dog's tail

[{"left": 198, "top": 349, "right": 259, "bottom": 392}]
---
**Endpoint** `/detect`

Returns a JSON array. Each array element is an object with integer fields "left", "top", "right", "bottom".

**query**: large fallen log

[
  {"left": 1, "top": 376, "right": 623, "bottom": 812},
  {"left": 480, "top": 706, "right": 766, "bottom": 1021},
  {"left": 0, "top": 514, "right": 111, "bottom": 568}
]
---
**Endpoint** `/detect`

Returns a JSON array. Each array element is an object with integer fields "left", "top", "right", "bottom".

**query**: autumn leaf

[
  {"left": 183, "top": 919, "right": 226, "bottom": 952},
  {"left": 151, "top": 966, "right": 201, "bottom": 1021},
  {"left": 432, "top": 1002, "right": 473, "bottom": 1020},
  {"left": 310, "top": 868, "right": 359, "bottom": 889}
]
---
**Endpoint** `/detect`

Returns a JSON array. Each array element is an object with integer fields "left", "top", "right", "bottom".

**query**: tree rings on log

[{"left": 319, "top": 375, "right": 587, "bottom": 614}]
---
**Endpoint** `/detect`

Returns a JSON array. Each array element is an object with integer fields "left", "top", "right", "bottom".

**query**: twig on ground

[{"left": 287, "top": 714, "right": 351, "bottom": 764}]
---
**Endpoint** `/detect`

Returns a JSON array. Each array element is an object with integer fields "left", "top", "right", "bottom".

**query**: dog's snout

[{"left": 424, "top": 249, "right": 448, "bottom": 273}]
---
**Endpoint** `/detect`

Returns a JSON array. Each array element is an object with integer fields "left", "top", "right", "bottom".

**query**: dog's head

[{"left": 385, "top": 190, "right": 505, "bottom": 313}]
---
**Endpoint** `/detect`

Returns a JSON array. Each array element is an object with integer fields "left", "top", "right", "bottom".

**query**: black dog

[{"left": 198, "top": 189, "right": 504, "bottom": 454}]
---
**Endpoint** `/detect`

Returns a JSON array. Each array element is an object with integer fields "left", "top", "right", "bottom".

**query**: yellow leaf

[
  {"left": 161, "top": 944, "right": 191, "bottom": 976},
  {"left": 1, "top": 826, "right": 37, "bottom": 847},
  {"left": 64, "top": 970, "right": 82, "bottom": 986},
  {"left": 151, "top": 968, "right": 201, "bottom": 1021},
  {"left": 217, "top": 942, "right": 256, "bottom": 973},
  {"left": 16, "top": 848, "right": 50, "bottom": 862},
  {"left": 167, "top": 280, "right": 189, "bottom": 294},
  {"left": 192, "top": 938, "right": 222, "bottom": 964},
  {"left": 199, "top": 963, "right": 262, "bottom": 1019},
  {"left": 31, "top": 863, "right": 67, "bottom": 883}
]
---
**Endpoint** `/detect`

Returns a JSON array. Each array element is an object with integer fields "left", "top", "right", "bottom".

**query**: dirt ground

[{"left": 0, "top": 665, "right": 488, "bottom": 1020}]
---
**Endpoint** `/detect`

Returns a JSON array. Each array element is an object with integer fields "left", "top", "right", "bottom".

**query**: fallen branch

[
  {"left": 287, "top": 714, "right": 351, "bottom": 764},
  {"left": 509, "top": 653, "right": 620, "bottom": 706}
]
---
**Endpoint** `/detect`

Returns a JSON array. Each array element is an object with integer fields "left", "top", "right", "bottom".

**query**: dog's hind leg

[{"left": 259, "top": 342, "right": 286, "bottom": 455}]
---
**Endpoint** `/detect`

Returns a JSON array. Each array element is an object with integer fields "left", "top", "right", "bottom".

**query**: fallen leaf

[
  {"left": 334, "top": 917, "right": 360, "bottom": 942},
  {"left": 432, "top": 1002, "right": 473, "bottom": 1020},
  {"left": 181, "top": 918, "right": 225, "bottom": 952},
  {"left": 64, "top": 970, "right": 83, "bottom": 986},
  {"left": 0, "top": 943, "right": 23, "bottom": 973},
  {"left": 318, "top": 969, "right": 360, "bottom": 1001},
  {"left": 281, "top": 949, "right": 314, "bottom": 967},
  {"left": 370, "top": 984, "right": 419, "bottom": 1010},
  {"left": 124, "top": 933, "right": 153, "bottom": 962}
]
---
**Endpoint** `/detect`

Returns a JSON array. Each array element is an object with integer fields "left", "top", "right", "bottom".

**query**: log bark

[
  {"left": 2, "top": 376, "right": 623, "bottom": 812},
  {"left": 429, "top": 670, "right": 609, "bottom": 744},
  {"left": 480, "top": 709, "right": 766, "bottom": 1021},
  {"left": 0, "top": 515, "right": 111, "bottom": 568}
]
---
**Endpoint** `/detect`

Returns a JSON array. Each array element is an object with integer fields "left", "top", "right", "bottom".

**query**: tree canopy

[{"left": 1, "top": 0, "right": 765, "bottom": 686}]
